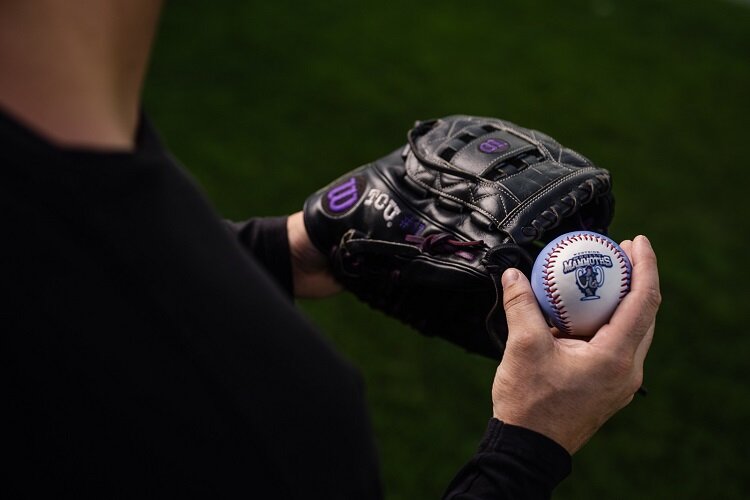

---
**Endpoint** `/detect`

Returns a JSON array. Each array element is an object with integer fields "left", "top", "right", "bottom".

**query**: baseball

[{"left": 530, "top": 231, "right": 632, "bottom": 337}]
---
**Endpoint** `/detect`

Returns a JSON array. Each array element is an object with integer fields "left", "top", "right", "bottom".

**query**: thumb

[{"left": 501, "top": 269, "right": 552, "bottom": 348}]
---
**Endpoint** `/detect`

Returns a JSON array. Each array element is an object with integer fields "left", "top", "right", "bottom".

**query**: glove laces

[{"left": 404, "top": 233, "right": 484, "bottom": 260}]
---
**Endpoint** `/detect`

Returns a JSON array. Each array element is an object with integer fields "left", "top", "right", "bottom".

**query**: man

[{"left": 1, "top": 1, "right": 660, "bottom": 497}]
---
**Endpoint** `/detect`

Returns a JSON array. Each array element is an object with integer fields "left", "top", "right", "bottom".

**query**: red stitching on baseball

[
  {"left": 542, "top": 232, "right": 632, "bottom": 334},
  {"left": 542, "top": 234, "right": 583, "bottom": 332}
]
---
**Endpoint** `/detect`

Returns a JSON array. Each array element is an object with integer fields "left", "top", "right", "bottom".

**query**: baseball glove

[{"left": 303, "top": 115, "right": 613, "bottom": 358}]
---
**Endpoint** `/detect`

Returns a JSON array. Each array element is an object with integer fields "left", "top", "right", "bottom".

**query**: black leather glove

[{"left": 304, "top": 115, "right": 613, "bottom": 358}]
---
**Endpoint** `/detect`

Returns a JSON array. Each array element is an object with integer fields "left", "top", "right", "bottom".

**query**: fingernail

[
  {"left": 637, "top": 235, "right": 652, "bottom": 248},
  {"left": 502, "top": 268, "right": 519, "bottom": 286}
]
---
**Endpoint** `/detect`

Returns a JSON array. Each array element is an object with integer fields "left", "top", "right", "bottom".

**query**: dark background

[{"left": 144, "top": 1, "right": 750, "bottom": 498}]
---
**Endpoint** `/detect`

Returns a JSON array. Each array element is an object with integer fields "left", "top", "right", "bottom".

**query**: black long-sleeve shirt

[{"left": 1, "top": 107, "right": 570, "bottom": 498}]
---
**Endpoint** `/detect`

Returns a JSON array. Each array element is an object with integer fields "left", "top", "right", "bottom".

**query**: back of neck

[{"left": 0, "top": 0, "right": 163, "bottom": 150}]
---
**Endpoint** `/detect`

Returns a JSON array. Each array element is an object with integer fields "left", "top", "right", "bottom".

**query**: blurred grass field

[{"left": 144, "top": 1, "right": 750, "bottom": 498}]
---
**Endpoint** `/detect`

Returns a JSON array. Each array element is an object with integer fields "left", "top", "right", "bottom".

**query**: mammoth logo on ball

[
  {"left": 562, "top": 252, "right": 613, "bottom": 301},
  {"left": 322, "top": 176, "right": 367, "bottom": 218}
]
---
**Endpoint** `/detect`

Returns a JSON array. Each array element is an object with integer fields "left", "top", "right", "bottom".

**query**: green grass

[{"left": 145, "top": 1, "right": 750, "bottom": 498}]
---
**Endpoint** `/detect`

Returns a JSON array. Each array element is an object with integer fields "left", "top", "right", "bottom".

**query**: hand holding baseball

[{"left": 491, "top": 235, "right": 661, "bottom": 455}]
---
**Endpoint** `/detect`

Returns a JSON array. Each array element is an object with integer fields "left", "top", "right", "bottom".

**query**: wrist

[
  {"left": 493, "top": 405, "right": 581, "bottom": 455},
  {"left": 287, "top": 211, "right": 341, "bottom": 298},
  {"left": 287, "top": 211, "right": 322, "bottom": 266}
]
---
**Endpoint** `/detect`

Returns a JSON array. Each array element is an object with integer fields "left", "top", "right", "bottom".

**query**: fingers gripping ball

[{"left": 531, "top": 231, "right": 631, "bottom": 336}]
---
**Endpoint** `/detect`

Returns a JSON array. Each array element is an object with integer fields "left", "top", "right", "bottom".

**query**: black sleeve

[
  {"left": 2, "top": 109, "right": 384, "bottom": 498},
  {"left": 225, "top": 215, "right": 573, "bottom": 499},
  {"left": 443, "top": 419, "right": 572, "bottom": 499},
  {"left": 225, "top": 215, "right": 574, "bottom": 499},
  {"left": 225, "top": 216, "right": 294, "bottom": 296}
]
